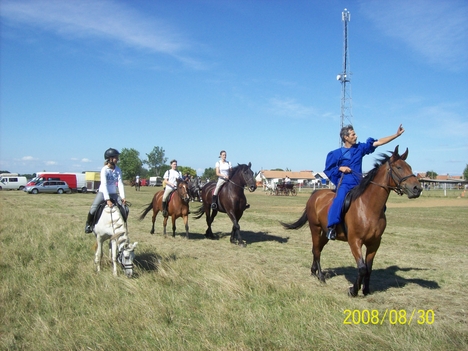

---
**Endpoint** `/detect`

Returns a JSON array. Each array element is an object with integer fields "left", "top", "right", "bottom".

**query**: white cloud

[
  {"left": 1, "top": 0, "right": 202, "bottom": 68},
  {"left": 81, "top": 158, "right": 92, "bottom": 163},
  {"left": 21, "top": 156, "right": 37, "bottom": 161},
  {"left": 45, "top": 161, "right": 57, "bottom": 166},
  {"left": 360, "top": 0, "right": 468, "bottom": 71},
  {"left": 268, "top": 97, "right": 318, "bottom": 119}
]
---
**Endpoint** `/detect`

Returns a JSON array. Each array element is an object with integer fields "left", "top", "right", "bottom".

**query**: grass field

[{"left": 1, "top": 186, "right": 467, "bottom": 350}]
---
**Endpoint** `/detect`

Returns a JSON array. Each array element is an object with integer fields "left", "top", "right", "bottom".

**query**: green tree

[
  {"left": 144, "top": 146, "right": 167, "bottom": 176},
  {"left": 201, "top": 167, "right": 216, "bottom": 181},
  {"left": 426, "top": 170, "right": 438, "bottom": 179},
  {"left": 119, "top": 148, "right": 143, "bottom": 181},
  {"left": 178, "top": 166, "right": 197, "bottom": 178},
  {"left": 463, "top": 164, "right": 468, "bottom": 180}
]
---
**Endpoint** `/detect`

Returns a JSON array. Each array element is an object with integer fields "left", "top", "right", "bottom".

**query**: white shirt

[
  {"left": 163, "top": 169, "right": 182, "bottom": 189},
  {"left": 99, "top": 165, "right": 125, "bottom": 200},
  {"left": 216, "top": 160, "right": 232, "bottom": 178}
]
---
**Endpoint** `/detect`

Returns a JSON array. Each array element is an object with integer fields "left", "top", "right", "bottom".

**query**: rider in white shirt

[
  {"left": 211, "top": 150, "right": 232, "bottom": 209},
  {"left": 85, "top": 148, "right": 126, "bottom": 233},
  {"left": 162, "top": 159, "right": 183, "bottom": 217}
]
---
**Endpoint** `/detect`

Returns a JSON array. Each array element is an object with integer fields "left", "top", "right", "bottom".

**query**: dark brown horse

[
  {"left": 139, "top": 179, "right": 191, "bottom": 238},
  {"left": 194, "top": 163, "right": 257, "bottom": 247},
  {"left": 282, "top": 146, "right": 422, "bottom": 296}
]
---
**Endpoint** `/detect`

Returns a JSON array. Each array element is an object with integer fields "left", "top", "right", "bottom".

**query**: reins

[{"left": 370, "top": 160, "right": 416, "bottom": 195}]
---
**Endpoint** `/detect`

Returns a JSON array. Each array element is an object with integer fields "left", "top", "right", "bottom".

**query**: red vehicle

[{"left": 26, "top": 172, "right": 87, "bottom": 193}]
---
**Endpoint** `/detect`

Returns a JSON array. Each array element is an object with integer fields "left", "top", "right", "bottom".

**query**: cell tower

[{"left": 336, "top": 8, "right": 352, "bottom": 146}]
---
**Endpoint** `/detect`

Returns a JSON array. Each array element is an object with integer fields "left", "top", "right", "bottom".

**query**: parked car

[{"left": 25, "top": 180, "right": 71, "bottom": 194}]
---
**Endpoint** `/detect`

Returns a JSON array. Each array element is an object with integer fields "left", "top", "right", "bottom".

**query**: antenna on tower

[{"left": 336, "top": 8, "right": 352, "bottom": 146}]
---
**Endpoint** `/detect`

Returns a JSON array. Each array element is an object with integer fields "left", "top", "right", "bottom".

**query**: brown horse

[
  {"left": 139, "top": 179, "right": 191, "bottom": 238},
  {"left": 282, "top": 146, "right": 422, "bottom": 296},
  {"left": 193, "top": 163, "right": 257, "bottom": 247}
]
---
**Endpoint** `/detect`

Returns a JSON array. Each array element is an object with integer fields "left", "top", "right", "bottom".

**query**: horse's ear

[
  {"left": 401, "top": 148, "right": 409, "bottom": 160},
  {"left": 393, "top": 145, "right": 400, "bottom": 156},
  {"left": 248, "top": 162, "right": 251, "bottom": 168}
]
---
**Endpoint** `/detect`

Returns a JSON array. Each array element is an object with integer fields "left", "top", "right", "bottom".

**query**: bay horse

[
  {"left": 282, "top": 146, "right": 422, "bottom": 296},
  {"left": 139, "top": 178, "right": 191, "bottom": 238},
  {"left": 93, "top": 204, "right": 138, "bottom": 277},
  {"left": 193, "top": 163, "right": 257, "bottom": 247}
]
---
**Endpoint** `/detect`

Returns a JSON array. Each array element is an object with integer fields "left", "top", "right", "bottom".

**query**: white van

[{"left": 0, "top": 174, "right": 28, "bottom": 190}]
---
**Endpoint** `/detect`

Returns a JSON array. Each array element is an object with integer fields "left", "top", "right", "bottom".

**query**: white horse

[
  {"left": 93, "top": 205, "right": 138, "bottom": 277},
  {"left": 260, "top": 172, "right": 275, "bottom": 194}
]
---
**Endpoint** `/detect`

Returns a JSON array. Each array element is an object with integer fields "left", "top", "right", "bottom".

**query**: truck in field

[
  {"left": 85, "top": 171, "right": 101, "bottom": 193},
  {"left": 0, "top": 173, "right": 28, "bottom": 190},
  {"left": 26, "top": 172, "right": 87, "bottom": 193}
]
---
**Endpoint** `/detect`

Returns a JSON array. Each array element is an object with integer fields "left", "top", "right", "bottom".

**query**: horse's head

[
  {"left": 176, "top": 178, "right": 191, "bottom": 203},
  {"left": 388, "top": 145, "right": 422, "bottom": 198},
  {"left": 118, "top": 241, "right": 138, "bottom": 278},
  {"left": 237, "top": 162, "right": 257, "bottom": 192}
]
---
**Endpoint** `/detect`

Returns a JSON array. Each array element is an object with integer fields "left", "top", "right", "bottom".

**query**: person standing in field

[
  {"left": 162, "top": 159, "right": 183, "bottom": 217},
  {"left": 85, "top": 148, "right": 126, "bottom": 233},
  {"left": 324, "top": 124, "right": 405, "bottom": 240}
]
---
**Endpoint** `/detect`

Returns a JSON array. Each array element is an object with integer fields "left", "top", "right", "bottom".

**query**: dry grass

[{"left": 1, "top": 187, "right": 467, "bottom": 350}]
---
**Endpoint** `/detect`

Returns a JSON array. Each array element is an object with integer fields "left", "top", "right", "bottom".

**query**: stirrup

[
  {"left": 211, "top": 203, "right": 217, "bottom": 210},
  {"left": 85, "top": 224, "right": 93, "bottom": 234},
  {"left": 326, "top": 227, "right": 336, "bottom": 240}
]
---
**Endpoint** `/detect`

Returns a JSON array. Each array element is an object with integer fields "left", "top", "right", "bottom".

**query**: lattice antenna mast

[{"left": 336, "top": 8, "right": 352, "bottom": 146}]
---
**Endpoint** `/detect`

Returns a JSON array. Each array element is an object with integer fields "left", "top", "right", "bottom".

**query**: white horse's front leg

[
  {"left": 95, "top": 239, "right": 103, "bottom": 272},
  {"left": 110, "top": 239, "right": 118, "bottom": 277}
]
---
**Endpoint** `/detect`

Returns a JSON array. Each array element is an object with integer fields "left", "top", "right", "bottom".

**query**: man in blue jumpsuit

[{"left": 324, "top": 124, "right": 405, "bottom": 240}]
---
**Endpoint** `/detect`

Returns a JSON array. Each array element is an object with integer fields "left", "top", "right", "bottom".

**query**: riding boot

[
  {"left": 162, "top": 201, "right": 168, "bottom": 217},
  {"left": 211, "top": 195, "right": 218, "bottom": 210},
  {"left": 85, "top": 212, "right": 94, "bottom": 233},
  {"left": 326, "top": 225, "right": 336, "bottom": 240}
]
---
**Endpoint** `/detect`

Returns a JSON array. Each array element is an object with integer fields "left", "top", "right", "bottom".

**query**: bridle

[
  {"left": 370, "top": 159, "right": 417, "bottom": 195},
  {"left": 177, "top": 181, "right": 190, "bottom": 202},
  {"left": 109, "top": 204, "right": 133, "bottom": 270},
  {"left": 227, "top": 167, "right": 255, "bottom": 191}
]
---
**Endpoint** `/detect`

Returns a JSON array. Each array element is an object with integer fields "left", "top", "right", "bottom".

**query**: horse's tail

[
  {"left": 139, "top": 202, "right": 153, "bottom": 221},
  {"left": 193, "top": 205, "right": 205, "bottom": 220},
  {"left": 280, "top": 209, "right": 308, "bottom": 230}
]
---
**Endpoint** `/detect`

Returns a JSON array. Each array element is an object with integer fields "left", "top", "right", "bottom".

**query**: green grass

[{"left": 1, "top": 187, "right": 467, "bottom": 350}]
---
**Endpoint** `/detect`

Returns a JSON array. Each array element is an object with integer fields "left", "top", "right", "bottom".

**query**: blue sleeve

[
  {"left": 324, "top": 150, "right": 340, "bottom": 186},
  {"left": 361, "top": 138, "right": 377, "bottom": 155}
]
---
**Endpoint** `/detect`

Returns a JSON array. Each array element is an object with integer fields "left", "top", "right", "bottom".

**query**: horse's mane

[
  {"left": 229, "top": 164, "right": 244, "bottom": 177},
  {"left": 348, "top": 153, "right": 391, "bottom": 202}
]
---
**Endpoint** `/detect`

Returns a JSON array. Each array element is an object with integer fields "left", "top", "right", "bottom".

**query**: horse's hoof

[
  {"left": 348, "top": 286, "right": 358, "bottom": 297},
  {"left": 238, "top": 240, "right": 247, "bottom": 248}
]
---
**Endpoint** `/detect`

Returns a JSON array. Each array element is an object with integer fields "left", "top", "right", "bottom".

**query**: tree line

[{"left": 118, "top": 146, "right": 216, "bottom": 181}]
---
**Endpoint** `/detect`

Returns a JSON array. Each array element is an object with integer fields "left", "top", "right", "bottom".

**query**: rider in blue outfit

[{"left": 324, "top": 124, "right": 405, "bottom": 240}]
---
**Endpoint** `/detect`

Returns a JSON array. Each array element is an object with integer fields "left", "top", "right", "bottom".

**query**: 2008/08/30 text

[{"left": 343, "top": 309, "right": 435, "bottom": 325}]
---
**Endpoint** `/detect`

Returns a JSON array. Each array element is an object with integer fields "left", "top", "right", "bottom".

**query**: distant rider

[{"left": 162, "top": 159, "right": 183, "bottom": 217}]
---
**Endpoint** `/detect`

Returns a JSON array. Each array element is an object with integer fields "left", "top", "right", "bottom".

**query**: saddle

[{"left": 93, "top": 199, "right": 129, "bottom": 227}]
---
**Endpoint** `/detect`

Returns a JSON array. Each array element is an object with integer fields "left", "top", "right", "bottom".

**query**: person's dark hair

[
  {"left": 219, "top": 150, "right": 226, "bottom": 158},
  {"left": 170, "top": 159, "right": 177, "bottom": 165},
  {"left": 340, "top": 125, "right": 354, "bottom": 143}
]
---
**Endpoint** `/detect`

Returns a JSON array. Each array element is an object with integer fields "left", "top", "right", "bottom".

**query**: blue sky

[{"left": 1, "top": 0, "right": 467, "bottom": 177}]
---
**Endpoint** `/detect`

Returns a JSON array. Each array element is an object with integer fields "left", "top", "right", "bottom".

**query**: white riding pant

[
  {"left": 213, "top": 178, "right": 227, "bottom": 196},
  {"left": 162, "top": 186, "right": 175, "bottom": 202}
]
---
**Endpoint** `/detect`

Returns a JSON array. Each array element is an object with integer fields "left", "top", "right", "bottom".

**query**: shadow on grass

[
  {"left": 215, "top": 230, "right": 289, "bottom": 244},
  {"left": 324, "top": 265, "right": 440, "bottom": 293},
  {"left": 134, "top": 252, "right": 179, "bottom": 272}
]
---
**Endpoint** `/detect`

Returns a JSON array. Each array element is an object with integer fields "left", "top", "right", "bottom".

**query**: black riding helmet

[{"left": 104, "top": 148, "right": 120, "bottom": 160}]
